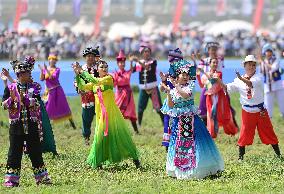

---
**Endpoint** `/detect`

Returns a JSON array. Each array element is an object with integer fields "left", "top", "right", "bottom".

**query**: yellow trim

[{"left": 52, "top": 114, "right": 73, "bottom": 123}]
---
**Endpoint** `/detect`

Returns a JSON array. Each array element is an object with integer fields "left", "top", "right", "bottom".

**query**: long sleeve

[
  {"left": 226, "top": 78, "right": 240, "bottom": 94},
  {"left": 76, "top": 72, "right": 97, "bottom": 92},
  {"left": 2, "top": 86, "right": 12, "bottom": 109}
]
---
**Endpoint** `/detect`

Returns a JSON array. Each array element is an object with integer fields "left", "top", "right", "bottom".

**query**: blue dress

[{"left": 166, "top": 81, "right": 224, "bottom": 179}]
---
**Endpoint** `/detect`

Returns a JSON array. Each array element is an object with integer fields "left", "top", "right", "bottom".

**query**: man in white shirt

[{"left": 219, "top": 55, "right": 281, "bottom": 160}]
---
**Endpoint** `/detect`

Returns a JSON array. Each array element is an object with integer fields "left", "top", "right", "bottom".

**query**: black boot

[
  {"left": 272, "top": 144, "right": 281, "bottom": 157},
  {"left": 131, "top": 121, "right": 139, "bottom": 134},
  {"left": 133, "top": 159, "right": 141, "bottom": 168},
  {"left": 69, "top": 119, "right": 76, "bottom": 130},
  {"left": 165, "top": 146, "right": 168, "bottom": 153},
  {"left": 238, "top": 146, "right": 245, "bottom": 160},
  {"left": 138, "top": 112, "right": 143, "bottom": 126}
]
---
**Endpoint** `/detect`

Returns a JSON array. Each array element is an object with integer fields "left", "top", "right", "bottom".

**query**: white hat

[{"left": 243, "top": 55, "right": 257, "bottom": 65}]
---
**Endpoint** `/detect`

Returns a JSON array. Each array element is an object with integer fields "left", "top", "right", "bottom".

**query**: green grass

[{"left": 0, "top": 92, "right": 284, "bottom": 193}]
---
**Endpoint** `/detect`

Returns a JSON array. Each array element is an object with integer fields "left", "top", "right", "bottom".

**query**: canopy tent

[
  {"left": 205, "top": 20, "right": 253, "bottom": 36},
  {"left": 107, "top": 22, "right": 140, "bottom": 40}
]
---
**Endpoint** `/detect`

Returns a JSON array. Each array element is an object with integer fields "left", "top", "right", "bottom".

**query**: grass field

[{"left": 0, "top": 92, "right": 284, "bottom": 194}]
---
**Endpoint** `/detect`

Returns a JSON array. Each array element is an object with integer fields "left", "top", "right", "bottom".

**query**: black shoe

[
  {"left": 133, "top": 159, "right": 141, "bottom": 168},
  {"left": 272, "top": 144, "right": 281, "bottom": 157},
  {"left": 238, "top": 146, "right": 245, "bottom": 161}
]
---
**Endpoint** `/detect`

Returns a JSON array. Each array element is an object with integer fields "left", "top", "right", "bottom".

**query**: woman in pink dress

[
  {"left": 112, "top": 50, "right": 139, "bottom": 134},
  {"left": 39, "top": 54, "right": 76, "bottom": 129}
]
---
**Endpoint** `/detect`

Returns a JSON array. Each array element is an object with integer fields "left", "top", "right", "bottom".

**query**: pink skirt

[{"left": 115, "top": 85, "right": 137, "bottom": 121}]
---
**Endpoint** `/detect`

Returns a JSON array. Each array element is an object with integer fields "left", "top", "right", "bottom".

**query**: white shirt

[
  {"left": 226, "top": 73, "right": 264, "bottom": 113},
  {"left": 261, "top": 58, "right": 284, "bottom": 93}
]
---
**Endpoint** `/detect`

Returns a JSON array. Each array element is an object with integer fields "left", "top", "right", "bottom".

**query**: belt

[
  {"left": 243, "top": 102, "right": 264, "bottom": 110},
  {"left": 82, "top": 102, "right": 94, "bottom": 108}
]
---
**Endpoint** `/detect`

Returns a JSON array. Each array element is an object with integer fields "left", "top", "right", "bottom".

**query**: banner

[
  {"left": 172, "top": 0, "right": 184, "bottom": 33},
  {"left": 21, "top": 0, "right": 29, "bottom": 17},
  {"left": 103, "top": 0, "right": 111, "bottom": 17},
  {"left": 216, "top": 0, "right": 226, "bottom": 16},
  {"left": 134, "top": 0, "right": 144, "bottom": 18},
  {"left": 253, "top": 0, "right": 264, "bottom": 33},
  {"left": 73, "top": 0, "right": 81, "bottom": 18},
  {"left": 14, "top": 0, "right": 22, "bottom": 30},
  {"left": 93, "top": 0, "right": 103, "bottom": 36},
  {"left": 48, "top": 0, "right": 57, "bottom": 16},
  {"left": 188, "top": 0, "right": 198, "bottom": 17},
  {"left": 241, "top": 0, "right": 252, "bottom": 16}
]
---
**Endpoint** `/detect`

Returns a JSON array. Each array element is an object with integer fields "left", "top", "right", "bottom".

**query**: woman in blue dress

[{"left": 162, "top": 59, "right": 224, "bottom": 179}]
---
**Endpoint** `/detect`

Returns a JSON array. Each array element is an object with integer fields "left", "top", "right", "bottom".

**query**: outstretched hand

[
  {"left": 72, "top": 62, "right": 83, "bottom": 75},
  {"left": 235, "top": 70, "right": 242, "bottom": 80},
  {"left": 2, "top": 68, "right": 9, "bottom": 77},
  {"left": 159, "top": 72, "right": 167, "bottom": 82}
]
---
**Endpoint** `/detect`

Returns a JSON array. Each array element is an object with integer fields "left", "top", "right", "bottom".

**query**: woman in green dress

[{"left": 73, "top": 60, "right": 140, "bottom": 169}]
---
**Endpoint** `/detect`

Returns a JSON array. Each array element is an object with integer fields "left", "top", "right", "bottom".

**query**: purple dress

[{"left": 43, "top": 67, "right": 72, "bottom": 122}]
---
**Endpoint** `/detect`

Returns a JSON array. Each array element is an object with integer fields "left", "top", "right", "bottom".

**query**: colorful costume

[
  {"left": 74, "top": 47, "right": 100, "bottom": 141},
  {"left": 76, "top": 72, "right": 139, "bottom": 168},
  {"left": 42, "top": 67, "right": 72, "bottom": 122},
  {"left": 166, "top": 60, "right": 224, "bottom": 179},
  {"left": 260, "top": 43, "right": 284, "bottom": 118},
  {"left": 197, "top": 71, "right": 238, "bottom": 138},
  {"left": 2, "top": 60, "right": 51, "bottom": 187},
  {"left": 226, "top": 55, "right": 281, "bottom": 160},
  {"left": 133, "top": 52, "right": 163, "bottom": 126},
  {"left": 113, "top": 50, "right": 138, "bottom": 132},
  {"left": 198, "top": 56, "right": 224, "bottom": 121},
  {"left": 161, "top": 48, "right": 183, "bottom": 148}
]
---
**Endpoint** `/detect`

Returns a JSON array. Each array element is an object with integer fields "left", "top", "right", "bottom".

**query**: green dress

[
  {"left": 76, "top": 72, "right": 139, "bottom": 168},
  {"left": 40, "top": 100, "right": 57, "bottom": 154}
]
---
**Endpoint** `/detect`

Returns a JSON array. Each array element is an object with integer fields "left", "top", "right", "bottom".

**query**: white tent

[
  {"left": 46, "top": 20, "right": 65, "bottom": 35},
  {"left": 71, "top": 16, "right": 94, "bottom": 35},
  {"left": 206, "top": 20, "right": 253, "bottom": 36},
  {"left": 107, "top": 22, "right": 140, "bottom": 40},
  {"left": 140, "top": 16, "right": 158, "bottom": 35}
]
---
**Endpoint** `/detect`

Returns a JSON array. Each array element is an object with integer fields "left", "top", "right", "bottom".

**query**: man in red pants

[{"left": 220, "top": 55, "right": 281, "bottom": 160}]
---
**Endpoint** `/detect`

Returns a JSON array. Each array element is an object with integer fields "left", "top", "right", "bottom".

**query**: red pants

[{"left": 238, "top": 109, "right": 279, "bottom": 146}]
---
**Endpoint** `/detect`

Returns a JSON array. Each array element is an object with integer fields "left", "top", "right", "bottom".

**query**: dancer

[
  {"left": 133, "top": 43, "right": 164, "bottom": 126},
  {"left": 74, "top": 47, "right": 100, "bottom": 145},
  {"left": 165, "top": 59, "right": 224, "bottom": 179},
  {"left": 2, "top": 60, "right": 51, "bottom": 187},
  {"left": 73, "top": 60, "right": 140, "bottom": 168},
  {"left": 160, "top": 48, "right": 183, "bottom": 151},
  {"left": 2, "top": 57, "right": 58, "bottom": 156},
  {"left": 39, "top": 53, "right": 76, "bottom": 129},
  {"left": 113, "top": 50, "right": 139, "bottom": 134},
  {"left": 196, "top": 57, "right": 238, "bottom": 138},
  {"left": 198, "top": 42, "right": 224, "bottom": 123},
  {"left": 219, "top": 55, "right": 281, "bottom": 160},
  {"left": 260, "top": 43, "right": 284, "bottom": 118}
]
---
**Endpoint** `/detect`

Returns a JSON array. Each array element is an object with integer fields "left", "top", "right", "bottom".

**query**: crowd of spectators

[{"left": 1, "top": 27, "right": 284, "bottom": 60}]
